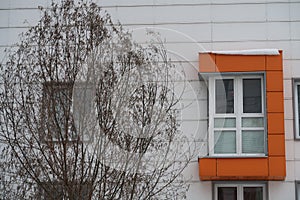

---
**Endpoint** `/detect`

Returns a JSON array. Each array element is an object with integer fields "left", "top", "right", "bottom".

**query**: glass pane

[
  {"left": 218, "top": 187, "right": 237, "bottom": 200},
  {"left": 214, "top": 131, "right": 236, "bottom": 154},
  {"left": 73, "top": 85, "right": 93, "bottom": 124},
  {"left": 214, "top": 118, "right": 236, "bottom": 128},
  {"left": 216, "top": 79, "right": 234, "bottom": 114},
  {"left": 243, "top": 187, "right": 263, "bottom": 200},
  {"left": 296, "top": 182, "right": 300, "bottom": 200},
  {"left": 243, "top": 79, "right": 262, "bottom": 113},
  {"left": 242, "top": 117, "right": 264, "bottom": 127},
  {"left": 242, "top": 131, "right": 264, "bottom": 153},
  {"left": 298, "top": 85, "right": 300, "bottom": 134}
]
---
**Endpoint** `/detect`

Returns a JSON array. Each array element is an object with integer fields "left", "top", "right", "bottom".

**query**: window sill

[{"left": 205, "top": 154, "right": 268, "bottom": 158}]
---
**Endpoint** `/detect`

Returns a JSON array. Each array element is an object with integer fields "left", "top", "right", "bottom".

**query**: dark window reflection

[
  {"left": 243, "top": 187, "right": 263, "bottom": 200},
  {"left": 243, "top": 79, "right": 262, "bottom": 113},
  {"left": 216, "top": 79, "right": 234, "bottom": 113},
  {"left": 218, "top": 187, "right": 237, "bottom": 200}
]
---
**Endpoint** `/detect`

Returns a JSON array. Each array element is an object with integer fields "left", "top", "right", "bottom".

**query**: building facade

[{"left": 0, "top": 0, "right": 300, "bottom": 199}]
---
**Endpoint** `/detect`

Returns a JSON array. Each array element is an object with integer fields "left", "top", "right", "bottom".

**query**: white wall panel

[
  {"left": 0, "top": 28, "right": 27, "bottom": 46},
  {"left": 154, "top": 5, "right": 211, "bottom": 24},
  {"left": 269, "top": 181, "right": 296, "bottom": 200},
  {"left": 98, "top": 0, "right": 211, "bottom": 7},
  {"left": 295, "top": 161, "right": 300, "bottom": 179},
  {"left": 0, "top": 1, "right": 11, "bottom": 9},
  {"left": 267, "top": 0, "right": 290, "bottom": 2},
  {"left": 290, "top": 3, "right": 300, "bottom": 21},
  {"left": 286, "top": 140, "right": 295, "bottom": 161},
  {"left": 0, "top": 47, "right": 10, "bottom": 62},
  {"left": 291, "top": 22, "right": 300, "bottom": 40},
  {"left": 180, "top": 99, "right": 207, "bottom": 120},
  {"left": 175, "top": 80, "right": 208, "bottom": 101},
  {"left": 172, "top": 61, "right": 200, "bottom": 81},
  {"left": 5, "top": 9, "right": 41, "bottom": 28},
  {"left": 267, "top": 22, "right": 290, "bottom": 40},
  {"left": 154, "top": 24, "right": 212, "bottom": 43},
  {"left": 291, "top": 41, "right": 300, "bottom": 60},
  {"left": 211, "top": 0, "right": 265, "bottom": 3},
  {"left": 6, "top": 0, "right": 47, "bottom": 9},
  {"left": 291, "top": 60, "right": 300, "bottom": 77},
  {"left": 267, "top": 3, "right": 290, "bottom": 21},
  {"left": 211, "top": 41, "right": 268, "bottom": 51},
  {"left": 284, "top": 79, "right": 293, "bottom": 99},
  {"left": 97, "top": 0, "right": 155, "bottom": 7},
  {"left": 186, "top": 181, "right": 212, "bottom": 200},
  {"left": 164, "top": 43, "right": 204, "bottom": 62},
  {"left": 128, "top": 24, "right": 212, "bottom": 43},
  {"left": 294, "top": 142, "right": 300, "bottom": 160},
  {"left": 105, "top": 6, "right": 155, "bottom": 25},
  {"left": 283, "top": 61, "right": 292, "bottom": 79},
  {"left": 182, "top": 161, "right": 201, "bottom": 181},
  {"left": 107, "top": 5, "right": 212, "bottom": 25},
  {"left": 211, "top": 4, "right": 266, "bottom": 22},
  {"left": 212, "top": 23, "right": 267, "bottom": 42},
  {"left": 286, "top": 160, "right": 296, "bottom": 181},
  {"left": 285, "top": 99, "right": 294, "bottom": 120},
  {"left": 0, "top": 10, "right": 10, "bottom": 27},
  {"left": 156, "top": 0, "right": 210, "bottom": 5},
  {"left": 285, "top": 119, "right": 295, "bottom": 140},
  {"left": 180, "top": 120, "right": 208, "bottom": 140}
]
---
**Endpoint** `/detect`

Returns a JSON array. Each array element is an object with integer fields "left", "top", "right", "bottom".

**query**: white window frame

[
  {"left": 208, "top": 75, "right": 266, "bottom": 157},
  {"left": 214, "top": 183, "right": 267, "bottom": 200},
  {"left": 294, "top": 81, "right": 300, "bottom": 139}
]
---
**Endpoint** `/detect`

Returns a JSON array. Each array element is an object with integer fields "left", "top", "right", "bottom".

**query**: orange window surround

[{"left": 198, "top": 51, "right": 285, "bottom": 181}]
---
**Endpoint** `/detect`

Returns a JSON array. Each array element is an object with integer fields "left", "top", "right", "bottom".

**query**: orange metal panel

[
  {"left": 268, "top": 135, "right": 285, "bottom": 156},
  {"left": 266, "top": 51, "right": 283, "bottom": 71},
  {"left": 266, "top": 71, "right": 283, "bottom": 91},
  {"left": 268, "top": 156, "right": 286, "bottom": 178},
  {"left": 215, "top": 55, "right": 265, "bottom": 72},
  {"left": 217, "top": 158, "right": 269, "bottom": 177},
  {"left": 199, "top": 158, "right": 217, "bottom": 179},
  {"left": 199, "top": 53, "right": 216, "bottom": 73},
  {"left": 267, "top": 113, "right": 285, "bottom": 134},
  {"left": 266, "top": 92, "right": 284, "bottom": 113}
]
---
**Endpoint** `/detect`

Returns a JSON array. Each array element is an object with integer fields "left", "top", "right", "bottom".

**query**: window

[
  {"left": 294, "top": 81, "right": 300, "bottom": 139},
  {"left": 209, "top": 75, "right": 266, "bottom": 156},
  {"left": 214, "top": 183, "right": 266, "bottom": 200},
  {"left": 38, "top": 182, "right": 92, "bottom": 200},
  {"left": 41, "top": 82, "right": 94, "bottom": 142},
  {"left": 296, "top": 181, "right": 300, "bottom": 200}
]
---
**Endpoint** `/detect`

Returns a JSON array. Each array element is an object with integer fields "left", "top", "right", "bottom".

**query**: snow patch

[{"left": 201, "top": 49, "right": 280, "bottom": 55}]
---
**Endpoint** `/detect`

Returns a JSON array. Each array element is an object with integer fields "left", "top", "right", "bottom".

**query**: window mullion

[
  {"left": 236, "top": 77, "right": 242, "bottom": 155},
  {"left": 239, "top": 185, "right": 243, "bottom": 200},
  {"left": 209, "top": 76, "right": 215, "bottom": 156}
]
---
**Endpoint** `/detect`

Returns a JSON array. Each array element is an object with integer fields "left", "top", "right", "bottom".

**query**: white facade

[{"left": 0, "top": 0, "right": 300, "bottom": 199}]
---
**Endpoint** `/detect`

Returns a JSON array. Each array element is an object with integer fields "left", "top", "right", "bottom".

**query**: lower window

[
  {"left": 38, "top": 182, "right": 92, "bottom": 200},
  {"left": 214, "top": 183, "right": 266, "bottom": 200},
  {"left": 296, "top": 181, "right": 300, "bottom": 200}
]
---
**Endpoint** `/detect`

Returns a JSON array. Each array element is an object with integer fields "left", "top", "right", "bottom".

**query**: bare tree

[{"left": 0, "top": 0, "right": 195, "bottom": 199}]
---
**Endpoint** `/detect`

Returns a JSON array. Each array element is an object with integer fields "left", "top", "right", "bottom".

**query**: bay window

[{"left": 209, "top": 75, "right": 266, "bottom": 156}]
